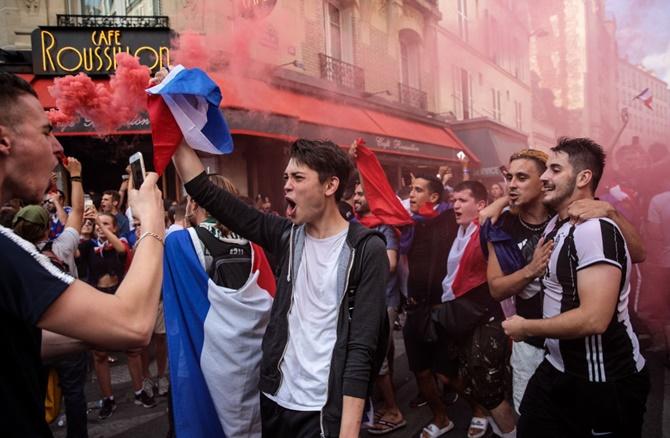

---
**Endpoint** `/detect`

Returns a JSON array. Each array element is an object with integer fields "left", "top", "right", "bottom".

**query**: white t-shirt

[
  {"left": 39, "top": 227, "right": 79, "bottom": 278},
  {"left": 647, "top": 191, "right": 670, "bottom": 267},
  {"left": 268, "top": 226, "right": 349, "bottom": 411}
]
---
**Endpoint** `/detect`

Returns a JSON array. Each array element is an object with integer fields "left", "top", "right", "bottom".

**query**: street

[{"left": 51, "top": 330, "right": 668, "bottom": 438}]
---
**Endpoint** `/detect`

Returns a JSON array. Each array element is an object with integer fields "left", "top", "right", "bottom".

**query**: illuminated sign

[{"left": 31, "top": 27, "right": 171, "bottom": 75}]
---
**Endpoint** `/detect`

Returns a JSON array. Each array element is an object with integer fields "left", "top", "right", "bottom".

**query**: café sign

[{"left": 31, "top": 26, "right": 171, "bottom": 75}]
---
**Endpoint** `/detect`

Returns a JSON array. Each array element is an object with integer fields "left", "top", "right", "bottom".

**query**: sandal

[
  {"left": 368, "top": 418, "right": 407, "bottom": 435},
  {"left": 467, "top": 417, "right": 489, "bottom": 438},
  {"left": 421, "top": 421, "right": 455, "bottom": 437}
]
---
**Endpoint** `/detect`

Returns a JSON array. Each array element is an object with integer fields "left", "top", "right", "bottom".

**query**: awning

[
  {"left": 215, "top": 74, "right": 479, "bottom": 164},
  {"left": 450, "top": 118, "right": 527, "bottom": 176},
  {"left": 23, "top": 73, "right": 479, "bottom": 164}
]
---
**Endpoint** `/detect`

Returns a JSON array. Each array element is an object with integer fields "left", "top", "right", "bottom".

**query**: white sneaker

[{"left": 158, "top": 376, "right": 170, "bottom": 396}]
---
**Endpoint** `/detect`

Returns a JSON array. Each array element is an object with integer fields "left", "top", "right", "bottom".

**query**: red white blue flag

[
  {"left": 163, "top": 228, "right": 275, "bottom": 438},
  {"left": 146, "top": 65, "right": 234, "bottom": 174},
  {"left": 633, "top": 87, "right": 653, "bottom": 110}
]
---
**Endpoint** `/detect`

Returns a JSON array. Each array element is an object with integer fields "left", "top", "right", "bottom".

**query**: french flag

[
  {"left": 634, "top": 87, "right": 653, "bottom": 110},
  {"left": 146, "top": 65, "right": 234, "bottom": 174},
  {"left": 163, "top": 228, "right": 275, "bottom": 438}
]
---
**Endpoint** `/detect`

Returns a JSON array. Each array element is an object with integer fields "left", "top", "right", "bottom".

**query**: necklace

[{"left": 518, "top": 216, "right": 550, "bottom": 232}]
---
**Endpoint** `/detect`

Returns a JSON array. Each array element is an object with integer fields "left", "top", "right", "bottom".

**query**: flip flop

[
  {"left": 467, "top": 417, "right": 489, "bottom": 438},
  {"left": 421, "top": 420, "right": 455, "bottom": 438},
  {"left": 367, "top": 418, "right": 407, "bottom": 435}
]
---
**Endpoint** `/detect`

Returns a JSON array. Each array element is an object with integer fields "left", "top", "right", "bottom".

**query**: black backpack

[
  {"left": 193, "top": 226, "right": 252, "bottom": 290},
  {"left": 346, "top": 235, "right": 390, "bottom": 391}
]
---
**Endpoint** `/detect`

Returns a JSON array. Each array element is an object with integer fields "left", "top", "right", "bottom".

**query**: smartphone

[
  {"left": 83, "top": 194, "right": 93, "bottom": 210},
  {"left": 129, "top": 152, "right": 146, "bottom": 190}
]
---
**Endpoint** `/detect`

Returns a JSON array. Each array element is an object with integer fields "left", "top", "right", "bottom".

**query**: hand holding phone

[{"left": 129, "top": 152, "right": 146, "bottom": 190}]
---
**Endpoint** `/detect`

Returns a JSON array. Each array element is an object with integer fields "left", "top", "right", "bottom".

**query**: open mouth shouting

[{"left": 285, "top": 197, "right": 297, "bottom": 218}]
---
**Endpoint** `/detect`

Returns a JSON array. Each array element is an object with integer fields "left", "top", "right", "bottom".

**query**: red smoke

[{"left": 48, "top": 52, "right": 151, "bottom": 134}]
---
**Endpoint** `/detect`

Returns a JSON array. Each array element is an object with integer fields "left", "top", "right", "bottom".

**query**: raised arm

[
  {"left": 38, "top": 173, "right": 165, "bottom": 350},
  {"left": 173, "top": 141, "right": 290, "bottom": 254},
  {"left": 64, "top": 157, "right": 83, "bottom": 233}
]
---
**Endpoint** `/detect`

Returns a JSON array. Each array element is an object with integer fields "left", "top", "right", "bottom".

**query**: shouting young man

[
  {"left": 171, "top": 139, "right": 388, "bottom": 438},
  {"left": 0, "top": 72, "right": 165, "bottom": 437},
  {"left": 503, "top": 137, "right": 650, "bottom": 438}
]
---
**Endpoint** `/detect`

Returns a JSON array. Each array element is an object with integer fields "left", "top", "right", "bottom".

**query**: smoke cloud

[
  {"left": 48, "top": 52, "right": 151, "bottom": 134},
  {"left": 607, "top": 0, "right": 670, "bottom": 82}
]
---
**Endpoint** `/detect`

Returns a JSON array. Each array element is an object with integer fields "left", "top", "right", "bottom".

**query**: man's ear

[
  {"left": 429, "top": 192, "right": 440, "bottom": 204},
  {"left": 476, "top": 200, "right": 487, "bottom": 211},
  {"left": 324, "top": 176, "right": 340, "bottom": 197},
  {"left": 0, "top": 125, "right": 12, "bottom": 157},
  {"left": 576, "top": 169, "right": 593, "bottom": 190}
]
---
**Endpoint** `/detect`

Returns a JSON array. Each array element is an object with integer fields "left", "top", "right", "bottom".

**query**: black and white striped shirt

[{"left": 541, "top": 216, "right": 645, "bottom": 382}]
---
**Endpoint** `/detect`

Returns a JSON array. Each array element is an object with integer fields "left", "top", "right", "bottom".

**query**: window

[
  {"left": 491, "top": 88, "right": 502, "bottom": 121},
  {"left": 80, "top": 0, "right": 114, "bottom": 14},
  {"left": 457, "top": 0, "right": 469, "bottom": 42},
  {"left": 400, "top": 30, "right": 422, "bottom": 89},
  {"left": 514, "top": 101, "right": 522, "bottom": 130},
  {"left": 454, "top": 67, "right": 472, "bottom": 120},
  {"left": 325, "top": 3, "right": 342, "bottom": 59},
  {"left": 323, "top": 1, "right": 353, "bottom": 63}
]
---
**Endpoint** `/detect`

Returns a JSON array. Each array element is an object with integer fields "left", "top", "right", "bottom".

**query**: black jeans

[
  {"left": 54, "top": 352, "right": 89, "bottom": 438},
  {"left": 260, "top": 393, "right": 322, "bottom": 438}
]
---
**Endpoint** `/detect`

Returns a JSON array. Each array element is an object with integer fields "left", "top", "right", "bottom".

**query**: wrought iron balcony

[
  {"left": 57, "top": 15, "right": 169, "bottom": 28},
  {"left": 318, "top": 53, "right": 365, "bottom": 91},
  {"left": 398, "top": 82, "right": 427, "bottom": 110}
]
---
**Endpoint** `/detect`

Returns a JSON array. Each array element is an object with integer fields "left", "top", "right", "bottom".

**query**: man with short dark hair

[
  {"left": 0, "top": 71, "right": 165, "bottom": 438},
  {"left": 504, "top": 137, "right": 650, "bottom": 438},
  {"left": 171, "top": 138, "right": 389, "bottom": 438},
  {"left": 101, "top": 189, "right": 130, "bottom": 236}
]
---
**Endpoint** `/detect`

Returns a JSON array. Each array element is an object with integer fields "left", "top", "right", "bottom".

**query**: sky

[{"left": 606, "top": 0, "right": 670, "bottom": 84}]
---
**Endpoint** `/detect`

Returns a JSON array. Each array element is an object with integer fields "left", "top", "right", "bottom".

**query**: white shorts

[{"left": 511, "top": 341, "right": 545, "bottom": 414}]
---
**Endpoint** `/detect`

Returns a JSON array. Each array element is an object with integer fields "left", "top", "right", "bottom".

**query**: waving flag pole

[
  {"left": 146, "top": 65, "right": 234, "bottom": 174},
  {"left": 633, "top": 87, "right": 654, "bottom": 110}
]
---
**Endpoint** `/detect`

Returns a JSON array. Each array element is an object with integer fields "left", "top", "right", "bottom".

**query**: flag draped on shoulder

[
  {"left": 146, "top": 65, "right": 234, "bottom": 174},
  {"left": 163, "top": 227, "right": 275, "bottom": 438}
]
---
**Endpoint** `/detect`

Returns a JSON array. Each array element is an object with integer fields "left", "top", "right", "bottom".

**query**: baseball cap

[{"left": 12, "top": 205, "right": 49, "bottom": 228}]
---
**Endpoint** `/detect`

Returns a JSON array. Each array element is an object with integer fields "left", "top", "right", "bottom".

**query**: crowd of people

[{"left": 0, "top": 69, "right": 665, "bottom": 438}]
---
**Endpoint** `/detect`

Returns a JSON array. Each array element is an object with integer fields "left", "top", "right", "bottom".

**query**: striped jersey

[{"left": 541, "top": 216, "right": 645, "bottom": 382}]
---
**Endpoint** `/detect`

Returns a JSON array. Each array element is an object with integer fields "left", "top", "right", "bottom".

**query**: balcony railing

[
  {"left": 57, "top": 15, "right": 169, "bottom": 28},
  {"left": 318, "top": 53, "right": 365, "bottom": 91},
  {"left": 398, "top": 82, "right": 427, "bottom": 110}
]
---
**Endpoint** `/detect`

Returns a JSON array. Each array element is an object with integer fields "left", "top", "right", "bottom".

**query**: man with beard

[
  {"left": 171, "top": 138, "right": 388, "bottom": 438},
  {"left": 483, "top": 148, "right": 646, "bottom": 414},
  {"left": 352, "top": 181, "right": 406, "bottom": 435},
  {"left": 503, "top": 137, "right": 650, "bottom": 438}
]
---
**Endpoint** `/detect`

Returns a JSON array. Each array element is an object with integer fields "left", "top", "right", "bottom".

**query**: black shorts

[
  {"left": 402, "top": 307, "right": 455, "bottom": 375},
  {"left": 519, "top": 360, "right": 650, "bottom": 438},
  {"left": 453, "top": 318, "right": 509, "bottom": 410}
]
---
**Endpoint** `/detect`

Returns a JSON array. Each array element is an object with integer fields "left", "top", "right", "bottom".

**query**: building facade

[
  {"left": 617, "top": 59, "right": 670, "bottom": 148},
  {"left": 435, "top": 0, "right": 532, "bottom": 179},
  {"left": 2, "top": 0, "right": 481, "bottom": 207},
  {"left": 529, "top": 0, "right": 619, "bottom": 148}
]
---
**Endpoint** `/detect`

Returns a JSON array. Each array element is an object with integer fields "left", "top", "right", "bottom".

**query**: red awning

[
  {"left": 23, "top": 73, "right": 478, "bottom": 163},
  {"left": 214, "top": 74, "right": 478, "bottom": 163}
]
